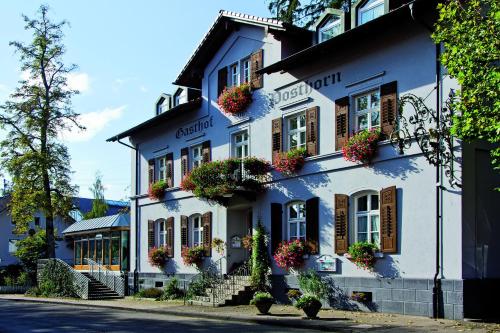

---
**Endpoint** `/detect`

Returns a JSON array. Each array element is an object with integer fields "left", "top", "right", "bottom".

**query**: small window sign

[
  {"left": 230, "top": 235, "right": 242, "bottom": 248},
  {"left": 315, "top": 255, "right": 336, "bottom": 272}
]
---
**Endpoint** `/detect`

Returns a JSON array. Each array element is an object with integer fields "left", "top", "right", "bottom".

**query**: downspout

[
  {"left": 410, "top": 1, "right": 443, "bottom": 319},
  {"left": 115, "top": 137, "right": 140, "bottom": 295}
]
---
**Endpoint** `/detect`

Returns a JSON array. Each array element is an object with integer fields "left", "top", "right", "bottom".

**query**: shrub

[
  {"left": 13, "top": 229, "right": 47, "bottom": 281},
  {"left": 148, "top": 246, "right": 169, "bottom": 268},
  {"left": 273, "top": 240, "right": 307, "bottom": 271},
  {"left": 135, "top": 287, "right": 163, "bottom": 299},
  {"left": 160, "top": 278, "right": 184, "bottom": 300},
  {"left": 347, "top": 241, "right": 379, "bottom": 270},
  {"left": 274, "top": 147, "right": 307, "bottom": 175},
  {"left": 298, "top": 269, "right": 327, "bottom": 299},
  {"left": 295, "top": 294, "right": 321, "bottom": 310},
  {"left": 187, "top": 272, "right": 214, "bottom": 298},
  {"left": 217, "top": 83, "right": 252, "bottom": 115},
  {"left": 38, "top": 260, "right": 76, "bottom": 297},
  {"left": 342, "top": 128, "right": 381, "bottom": 164},
  {"left": 251, "top": 222, "right": 271, "bottom": 291},
  {"left": 148, "top": 180, "right": 167, "bottom": 200},
  {"left": 250, "top": 292, "right": 274, "bottom": 305},
  {"left": 181, "top": 246, "right": 205, "bottom": 267}
]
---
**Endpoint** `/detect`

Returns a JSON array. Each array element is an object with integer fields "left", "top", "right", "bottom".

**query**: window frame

[
  {"left": 157, "top": 219, "right": 167, "bottom": 247},
  {"left": 229, "top": 62, "right": 239, "bottom": 87},
  {"left": 8, "top": 239, "right": 18, "bottom": 254},
  {"left": 285, "top": 111, "right": 307, "bottom": 151},
  {"left": 287, "top": 201, "right": 306, "bottom": 242},
  {"left": 353, "top": 88, "right": 381, "bottom": 132},
  {"left": 318, "top": 15, "right": 342, "bottom": 42},
  {"left": 358, "top": 0, "right": 384, "bottom": 25},
  {"left": 353, "top": 191, "right": 380, "bottom": 246},
  {"left": 191, "top": 144, "right": 203, "bottom": 170},
  {"left": 231, "top": 129, "right": 250, "bottom": 159},
  {"left": 190, "top": 214, "right": 203, "bottom": 247},
  {"left": 157, "top": 156, "right": 166, "bottom": 182},
  {"left": 241, "top": 58, "right": 251, "bottom": 84}
]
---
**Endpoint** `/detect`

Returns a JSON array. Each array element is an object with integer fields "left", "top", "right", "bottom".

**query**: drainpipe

[
  {"left": 115, "top": 137, "right": 140, "bottom": 295},
  {"left": 410, "top": 1, "right": 443, "bottom": 318}
]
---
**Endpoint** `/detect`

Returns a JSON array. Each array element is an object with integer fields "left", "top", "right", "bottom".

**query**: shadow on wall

[
  {"left": 323, "top": 277, "right": 379, "bottom": 312},
  {"left": 161, "top": 197, "right": 180, "bottom": 212},
  {"left": 374, "top": 255, "right": 402, "bottom": 278},
  {"left": 372, "top": 154, "right": 421, "bottom": 180},
  {"left": 163, "top": 258, "right": 180, "bottom": 275}
]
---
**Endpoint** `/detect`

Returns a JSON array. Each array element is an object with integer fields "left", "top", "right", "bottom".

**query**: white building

[{"left": 108, "top": 0, "right": 500, "bottom": 320}]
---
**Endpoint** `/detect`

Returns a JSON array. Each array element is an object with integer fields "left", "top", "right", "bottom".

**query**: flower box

[
  {"left": 274, "top": 147, "right": 307, "bottom": 176},
  {"left": 273, "top": 240, "right": 307, "bottom": 271},
  {"left": 217, "top": 83, "right": 252, "bottom": 115},
  {"left": 342, "top": 128, "right": 382, "bottom": 164},
  {"left": 148, "top": 180, "right": 167, "bottom": 200}
]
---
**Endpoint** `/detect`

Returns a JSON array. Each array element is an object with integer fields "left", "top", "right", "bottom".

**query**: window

[
  {"left": 232, "top": 130, "right": 249, "bottom": 158},
  {"left": 191, "top": 144, "right": 203, "bottom": 169},
  {"left": 191, "top": 215, "right": 203, "bottom": 247},
  {"left": 158, "top": 157, "right": 166, "bottom": 181},
  {"left": 229, "top": 63, "right": 239, "bottom": 87},
  {"left": 8, "top": 239, "right": 18, "bottom": 253},
  {"left": 358, "top": 0, "right": 384, "bottom": 25},
  {"left": 241, "top": 58, "right": 251, "bottom": 84},
  {"left": 287, "top": 112, "right": 306, "bottom": 150},
  {"left": 355, "top": 192, "right": 380, "bottom": 245},
  {"left": 354, "top": 90, "right": 380, "bottom": 131},
  {"left": 158, "top": 220, "right": 167, "bottom": 247},
  {"left": 287, "top": 202, "right": 306, "bottom": 241},
  {"left": 319, "top": 15, "right": 341, "bottom": 42}
]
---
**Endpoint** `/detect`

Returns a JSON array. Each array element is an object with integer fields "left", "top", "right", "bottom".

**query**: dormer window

[
  {"left": 318, "top": 15, "right": 341, "bottom": 42},
  {"left": 358, "top": 0, "right": 384, "bottom": 25}
]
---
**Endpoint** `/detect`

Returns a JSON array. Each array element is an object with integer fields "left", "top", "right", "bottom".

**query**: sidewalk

[{"left": 0, "top": 295, "right": 498, "bottom": 332}]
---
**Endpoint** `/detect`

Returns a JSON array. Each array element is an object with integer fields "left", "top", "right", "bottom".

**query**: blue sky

[{"left": 0, "top": 1, "right": 271, "bottom": 200}]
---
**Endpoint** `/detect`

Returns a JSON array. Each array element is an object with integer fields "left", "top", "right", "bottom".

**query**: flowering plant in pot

[
  {"left": 181, "top": 246, "right": 205, "bottom": 267},
  {"left": 250, "top": 292, "right": 275, "bottom": 315},
  {"left": 242, "top": 234, "right": 253, "bottom": 250},
  {"left": 148, "top": 180, "right": 167, "bottom": 200},
  {"left": 180, "top": 174, "right": 196, "bottom": 191},
  {"left": 346, "top": 241, "right": 379, "bottom": 271},
  {"left": 211, "top": 238, "right": 226, "bottom": 255},
  {"left": 148, "top": 246, "right": 169, "bottom": 268},
  {"left": 342, "top": 128, "right": 382, "bottom": 164},
  {"left": 274, "top": 147, "right": 307, "bottom": 176},
  {"left": 217, "top": 83, "right": 252, "bottom": 115},
  {"left": 295, "top": 294, "right": 322, "bottom": 319},
  {"left": 273, "top": 239, "right": 307, "bottom": 271}
]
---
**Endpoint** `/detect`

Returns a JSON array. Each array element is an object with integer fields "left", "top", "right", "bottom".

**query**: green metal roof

[{"left": 62, "top": 214, "right": 130, "bottom": 235}]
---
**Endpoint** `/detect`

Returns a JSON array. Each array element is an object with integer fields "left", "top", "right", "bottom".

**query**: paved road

[{"left": 0, "top": 300, "right": 315, "bottom": 333}]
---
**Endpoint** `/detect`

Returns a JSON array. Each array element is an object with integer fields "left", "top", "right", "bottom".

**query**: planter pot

[
  {"left": 255, "top": 301, "right": 273, "bottom": 314},
  {"left": 302, "top": 300, "right": 322, "bottom": 319}
]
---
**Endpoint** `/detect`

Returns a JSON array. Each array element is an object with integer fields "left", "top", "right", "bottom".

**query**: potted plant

[
  {"left": 273, "top": 239, "right": 307, "bottom": 272},
  {"left": 346, "top": 241, "right": 379, "bottom": 271},
  {"left": 242, "top": 234, "right": 253, "bottom": 251},
  {"left": 211, "top": 238, "right": 226, "bottom": 255},
  {"left": 342, "top": 128, "right": 382, "bottom": 164},
  {"left": 181, "top": 246, "right": 205, "bottom": 267},
  {"left": 295, "top": 294, "right": 322, "bottom": 319},
  {"left": 148, "top": 246, "right": 169, "bottom": 268},
  {"left": 148, "top": 180, "right": 168, "bottom": 200},
  {"left": 250, "top": 292, "right": 275, "bottom": 315},
  {"left": 217, "top": 83, "right": 252, "bottom": 115},
  {"left": 274, "top": 147, "right": 307, "bottom": 176}
]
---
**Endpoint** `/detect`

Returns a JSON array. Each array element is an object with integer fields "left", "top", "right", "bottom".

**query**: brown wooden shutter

[
  {"left": 250, "top": 49, "right": 264, "bottom": 89},
  {"left": 148, "top": 219, "right": 155, "bottom": 251},
  {"left": 306, "top": 106, "right": 319, "bottom": 156},
  {"left": 202, "top": 140, "right": 211, "bottom": 163},
  {"left": 306, "top": 197, "right": 319, "bottom": 254},
  {"left": 380, "top": 186, "right": 397, "bottom": 253},
  {"left": 380, "top": 81, "right": 397, "bottom": 138},
  {"left": 270, "top": 203, "right": 282, "bottom": 253},
  {"left": 271, "top": 118, "right": 282, "bottom": 165},
  {"left": 217, "top": 67, "right": 228, "bottom": 96},
  {"left": 148, "top": 159, "right": 155, "bottom": 185},
  {"left": 181, "top": 215, "right": 189, "bottom": 248},
  {"left": 166, "top": 217, "right": 174, "bottom": 257},
  {"left": 202, "top": 212, "right": 212, "bottom": 257},
  {"left": 181, "top": 148, "right": 189, "bottom": 178},
  {"left": 335, "top": 97, "right": 350, "bottom": 151},
  {"left": 334, "top": 194, "right": 349, "bottom": 254},
  {"left": 166, "top": 153, "right": 174, "bottom": 188}
]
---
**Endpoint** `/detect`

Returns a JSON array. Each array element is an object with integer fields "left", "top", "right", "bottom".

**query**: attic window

[
  {"left": 318, "top": 15, "right": 341, "bottom": 42},
  {"left": 358, "top": 0, "right": 384, "bottom": 25}
]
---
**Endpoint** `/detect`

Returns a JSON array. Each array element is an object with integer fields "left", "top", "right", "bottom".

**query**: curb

[{"left": 0, "top": 297, "right": 365, "bottom": 332}]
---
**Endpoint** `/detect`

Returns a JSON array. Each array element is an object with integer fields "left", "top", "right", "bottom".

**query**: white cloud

[
  {"left": 20, "top": 70, "right": 90, "bottom": 93},
  {"left": 61, "top": 105, "right": 126, "bottom": 143}
]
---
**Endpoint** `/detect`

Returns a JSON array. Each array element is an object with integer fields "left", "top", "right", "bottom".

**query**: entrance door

[{"left": 226, "top": 208, "right": 252, "bottom": 273}]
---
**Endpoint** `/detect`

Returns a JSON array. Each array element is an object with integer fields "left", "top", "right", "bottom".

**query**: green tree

[
  {"left": 14, "top": 229, "right": 48, "bottom": 281},
  {"left": 433, "top": 0, "right": 500, "bottom": 177},
  {"left": 267, "top": 0, "right": 345, "bottom": 27},
  {"left": 84, "top": 172, "right": 108, "bottom": 219},
  {"left": 0, "top": 5, "right": 82, "bottom": 257},
  {"left": 251, "top": 221, "right": 271, "bottom": 291}
]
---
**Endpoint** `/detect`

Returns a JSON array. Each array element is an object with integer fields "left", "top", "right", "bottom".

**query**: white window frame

[
  {"left": 191, "top": 144, "right": 203, "bottom": 169},
  {"left": 354, "top": 192, "right": 380, "bottom": 246},
  {"left": 229, "top": 63, "right": 239, "bottom": 87},
  {"left": 358, "top": 0, "right": 384, "bottom": 25},
  {"left": 8, "top": 239, "right": 18, "bottom": 254},
  {"left": 354, "top": 89, "right": 381, "bottom": 132},
  {"left": 286, "top": 111, "right": 307, "bottom": 151},
  {"left": 158, "top": 156, "right": 166, "bottom": 181},
  {"left": 287, "top": 201, "right": 306, "bottom": 242},
  {"left": 231, "top": 130, "right": 250, "bottom": 159},
  {"left": 190, "top": 215, "right": 203, "bottom": 247},
  {"left": 157, "top": 219, "right": 167, "bottom": 247},
  {"left": 241, "top": 58, "right": 251, "bottom": 84},
  {"left": 318, "top": 15, "right": 342, "bottom": 42}
]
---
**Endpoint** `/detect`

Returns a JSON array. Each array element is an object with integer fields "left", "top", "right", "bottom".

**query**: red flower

[{"left": 217, "top": 83, "right": 252, "bottom": 115}]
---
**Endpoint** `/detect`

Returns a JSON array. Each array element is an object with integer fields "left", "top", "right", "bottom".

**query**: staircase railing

[
  {"left": 211, "top": 260, "right": 252, "bottom": 306},
  {"left": 186, "top": 257, "right": 225, "bottom": 304},
  {"left": 85, "top": 259, "right": 125, "bottom": 297},
  {"left": 37, "top": 258, "right": 91, "bottom": 299}
]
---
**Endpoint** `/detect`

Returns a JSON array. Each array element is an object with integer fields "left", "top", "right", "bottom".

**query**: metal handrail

[{"left": 85, "top": 258, "right": 125, "bottom": 296}]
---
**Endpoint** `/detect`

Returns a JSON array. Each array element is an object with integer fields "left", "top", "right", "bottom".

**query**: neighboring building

[
  {"left": 0, "top": 197, "right": 129, "bottom": 267},
  {"left": 107, "top": 1, "right": 499, "bottom": 320}
]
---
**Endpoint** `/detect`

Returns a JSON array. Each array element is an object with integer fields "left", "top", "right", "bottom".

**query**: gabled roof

[
  {"left": 173, "top": 10, "right": 311, "bottom": 88},
  {"left": 62, "top": 213, "right": 130, "bottom": 235}
]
